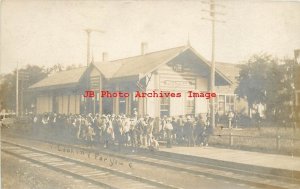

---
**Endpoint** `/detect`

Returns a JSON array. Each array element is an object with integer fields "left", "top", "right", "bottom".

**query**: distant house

[
  {"left": 28, "top": 44, "right": 246, "bottom": 117},
  {"left": 214, "top": 62, "right": 248, "bottom": 116}
]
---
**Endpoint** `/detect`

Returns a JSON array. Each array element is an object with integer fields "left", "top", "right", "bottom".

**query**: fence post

[
  {"left": 229, "top": 132, "right": 233, "bottom": 146},
  {"left": 276, "top": 135, "right": 280, "bottom": 151}
]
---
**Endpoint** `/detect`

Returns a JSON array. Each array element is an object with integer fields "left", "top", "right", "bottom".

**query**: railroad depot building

[{"left": 29, "top": 45, "right": 247, "bottom": 117}]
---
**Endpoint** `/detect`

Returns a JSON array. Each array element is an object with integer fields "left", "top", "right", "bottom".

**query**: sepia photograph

[{"left": 1, "top": 0, "right": 300, "bottom": 188}]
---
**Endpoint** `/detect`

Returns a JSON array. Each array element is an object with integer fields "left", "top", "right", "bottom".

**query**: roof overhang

[
  {"left": 187, "top": 47, "right": 233, "bottom": 85},
  {"left": 138, "top": 46, "right": 233, "bottom": 86},
  {"left": 108, "top": 75, "right": 140, "bottom": 83},
  {"left": 27, "top": 83, "right": 80, "bottom": 92}
]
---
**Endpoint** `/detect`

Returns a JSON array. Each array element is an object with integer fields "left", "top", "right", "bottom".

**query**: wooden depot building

[{"left": 29, "top": 44, "right": 243, "bottom": 117}]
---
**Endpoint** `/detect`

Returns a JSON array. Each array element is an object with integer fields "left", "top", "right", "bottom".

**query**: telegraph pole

[
  {"left": 16, "top": 63, "right": 19, "bottom": 116},
  {"left": 294, "top": 49, "right": 300, "bottom": 130},
  {"left": 202, "top": 0, "right": 225, "bottom": 128},
  {"left": 19, "top": 70, "right": 29, "bottom": 116},
  {"left": 85, "top": 29, "right": 105, "bottom": 66},
  {"left": 86, "top": 29, "right": 91, "bottom": 66}
]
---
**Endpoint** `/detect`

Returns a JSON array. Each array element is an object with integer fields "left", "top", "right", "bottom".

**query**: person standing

[
  {"left": 129, "top": 116, "right": 138, "bottom": 152},
  {"left": 215, "top": 112, "right": 220, "bottom": 128},
  {"left": 195, "top": 114, "right": 205, "bottom": 146},
  {"left": 122, "top": 115, "right": 131, "bottom": 146},
  {"left": 184, "top": 116, "right": 195, "bottom": 147},
  {"left": 104, "top": 115, "right": 113, "bottom": 148},
  {"left": 171, "top": 117, "right": 178, "bottom": 144},
  {"left": 177, "top": 115, "right": 184, "bottom": 143},
  {"left": 146, "top": 117, "right": 154, "bottom": 148},
  {"left": 165, "top": 117, "right": 173, "bottom": 148},
  {"left": 228, "top": 111, "right": 234, "bottom": 129}
]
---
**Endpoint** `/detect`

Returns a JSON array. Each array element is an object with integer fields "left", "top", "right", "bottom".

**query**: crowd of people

[{"left": 30, "top": 110, "right": 214, "bottom": 151}]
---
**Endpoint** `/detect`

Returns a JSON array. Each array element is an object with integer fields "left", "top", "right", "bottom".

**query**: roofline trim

[
  {"left": 188, "top": 46, "right": 233, "bottom": 85},
  {"left": 92, "top": 46, "right": 187, "bottom": 80},
  {"left": 138, "top": 46, "right": 189, "bottom": 80},
  {"left": 28, "top": 82, "right": 79, "bottom": 91},
  {"left": 137, "top": 45, "right": 233, "bottom": 85},
  {"left": 28, "top": 67, "right": 87, "bottom": 90},
  {"left": 90, "top": 62, "right": 110, "bottom": 79}
]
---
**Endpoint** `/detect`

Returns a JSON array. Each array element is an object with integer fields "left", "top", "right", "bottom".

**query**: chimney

[
  {"left": 141, "top": 42, "right": 148, "bottom": 55},
  {"left": 102, "top": 52, "right": 108, "bottom": 62}
]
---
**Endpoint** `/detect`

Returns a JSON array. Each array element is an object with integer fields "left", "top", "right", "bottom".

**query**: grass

[{"left": 210, "top": 125, "right": 300, "bottom": 156}]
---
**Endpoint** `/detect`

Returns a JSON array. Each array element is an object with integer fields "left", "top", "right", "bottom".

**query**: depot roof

[
  {"left": 28, "top": 67, "right": 87, "bottom": 89},
  {"left": 29, "top": 45, "right": 234, "bottom": 90}
]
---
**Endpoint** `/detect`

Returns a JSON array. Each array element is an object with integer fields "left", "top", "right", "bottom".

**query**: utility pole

[
  {"left": 19, "top": 70, "right": 29, "bottom": 116},
  {"left": 16, "top": 63, "right": 19, "bottom": 116},
  {"left": 86, "top": 29, "right": 91, "bottom": 66},
  {"left": 294, "top": 49, "right": 300, "bottom": 130},
  {"left": 85, "top": 29, "right": 105, "bottom": 66},
  {"left": 202, "top": 0, "right": 225, "bottom": 128}
]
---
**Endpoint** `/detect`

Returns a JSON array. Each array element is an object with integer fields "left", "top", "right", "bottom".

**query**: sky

[{"left": 1, "top": 0, "right": 300, "bottom": 74}]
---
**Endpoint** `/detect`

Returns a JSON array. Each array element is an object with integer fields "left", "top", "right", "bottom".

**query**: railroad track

[
  {"left": 3, "top": 133, "right": 300, "bottom": 189},
  {"left": 1, "top": 140, "right": 182, "bottom": 189}
]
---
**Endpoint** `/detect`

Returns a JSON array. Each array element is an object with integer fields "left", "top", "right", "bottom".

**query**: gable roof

[
  {"left": 28, "top": 67, "right": 87, "bottom": 89},
  {"left": 215, "top": 62, "right": 241, "bottom": 84},
  {"left": 29, "top": 45, "right": 234, "bottom": 90},
  {"left": 92, "top": 45, "right": 232, "bottom": 84},
  {"left": 214, "top": 62, "right": 242, "bottom": 94},
  {"left": 92, "top": 46, "right": 187, "bottom": 79}
]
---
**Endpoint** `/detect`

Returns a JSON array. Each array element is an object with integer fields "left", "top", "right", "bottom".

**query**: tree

[
  {"left": 45, "top": 63, "right": 64, "bottom": 75},
  {"left": 22, "top": 65, "right": 49, "bottom": 113},
  {"left": 0, "top": 65, "right": 48, "bottom": 113},
  {"left": 66, "top": 64, "right": 84, "bottom": 70},
  {"left": 0, "top": 73, "right": 15, "bottom": 111},
  {"left": 235, "top": 54, "right": 272, "bottom": 111},
  {"left": 0, "top": 63, "right": 83, "bottom": 113},
  {"left": 235, "top": 54, "right": 293, "bottom": 122}
]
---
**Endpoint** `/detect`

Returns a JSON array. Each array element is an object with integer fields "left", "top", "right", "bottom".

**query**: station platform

[{"left": 159, "top": 146, "right": 300, "bottom": 179}]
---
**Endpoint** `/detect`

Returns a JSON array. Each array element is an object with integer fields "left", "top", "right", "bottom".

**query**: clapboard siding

[
  {"left": 144, "top": 57, "right": 210, "bottom": 116},
  {"left": 156, "top": 62, "right": 207, "bottom": 91},
  {"left": 36, "top": 96, "right": 52, "bottom": 114}
]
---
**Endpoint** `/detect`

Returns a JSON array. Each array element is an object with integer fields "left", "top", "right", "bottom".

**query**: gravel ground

[{"left": 1, "top": 152, "right": 102, "bottom": 189}]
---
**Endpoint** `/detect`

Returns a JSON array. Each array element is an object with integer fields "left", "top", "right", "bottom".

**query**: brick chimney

[
  {"left": 102, "top": 52, "right": 108, "bottom": 62},
  {"left": 141, "top": 42, "right": 148, "bottom": 55}
]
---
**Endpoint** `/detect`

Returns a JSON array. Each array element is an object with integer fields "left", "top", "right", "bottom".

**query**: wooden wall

[
  {"left": 36, "top": 94, "right": 80, "bottom": 115},
  {"left": 36, "top": 95, "right": 52, "bottom": 114},
  {"left": 145, "top": 58, "right": 209, "bottom": 117}
]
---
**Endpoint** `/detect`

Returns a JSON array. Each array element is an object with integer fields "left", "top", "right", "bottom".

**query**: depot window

[{"left": 160, "top": 92, "right": 170, "bottom": 116}]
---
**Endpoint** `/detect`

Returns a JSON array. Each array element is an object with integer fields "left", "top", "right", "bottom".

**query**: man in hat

[
  {"left": 177, "top": 115, "right": 184, "bottom": 143},
  {"left": 113, "top": 115, "right": 124, "bottom": 149},
  {"left": 161, "top": 115, "right": 168, "bottom": 139},
  {"left": 98, "top": 115, "right": 107, "bottom": 143},
  {"left": 122, "top": 115, "right": 131, "bottom": 146},
  {"left": 142, "top": 114, "right": 150, "bottom": 146},
  {"left": 132, "top": 108, "right": 138, "bottom": 117},
  {"left": 135, "top": 117, "right": 145, "bottom": 147},
  {"left": 171, "top": 117, "right": 178, "bottom": 144},
  {"left": 184, "top": 115, "right": 195, "bottom": 147},
  {"left": 129, "top": 115, "right": 138, "bottom": 151},
  {"left": 75, "top": 115, "right": 82, "bottom": 141},
  {"left": 195, "top": 114, "right": 205, "bottom": 146},
  {"left": 165, "top": 117, "right": 173, "bottom": 148},
  {"left": 146, "top": 117, "right": 154, "bottom": 147}
]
